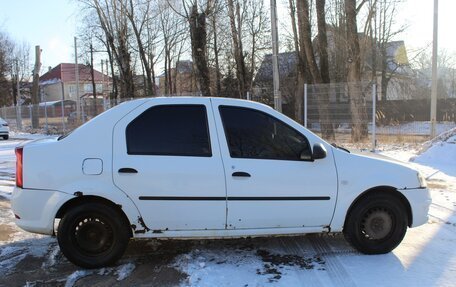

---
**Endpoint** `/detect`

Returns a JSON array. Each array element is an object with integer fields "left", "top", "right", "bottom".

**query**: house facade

[
  {"left": 158, "top": 60, "right": 199, "bottom": 95},
  {"left": 39, "top": 63, "right": 110, "bottom": 102}
]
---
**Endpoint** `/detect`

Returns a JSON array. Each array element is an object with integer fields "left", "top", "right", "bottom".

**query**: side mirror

[{"left": 312, "top": 143, "right": 327, "bottom": 160}]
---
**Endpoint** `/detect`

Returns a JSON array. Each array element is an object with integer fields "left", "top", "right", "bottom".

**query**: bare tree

[
  {"left": 0, "top": 31, "right": 14, "bottom": 106},
  {"left": 345, "top": 0, "right": 368, "bottom": 141},
  {"left": 188, "top": 3, "right": 212, "bottom": 97},
  {"left": 122, "top": 0, "right": 156, "bottom": 96},
  {"left": 159, "top": 1, "right": 187, "bottom": 95},
  {"left": 244, "top": 0, "right": 270, "bottom": 92},
  {"left": 82, "top": 0, "right": 135, "bottom": 99},
  {"left": 226, "top": 0, "right": 248, "bottom": 98},
  {"left": 295, "top": 0, "right": 335, "bottom": 140},
  {"left": 366, "top": 0, "right": 407, "bottom": 102}
]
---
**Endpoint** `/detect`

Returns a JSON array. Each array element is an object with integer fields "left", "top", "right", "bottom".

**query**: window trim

[
  {"left": 218, "top": 105, "right": 312, "bottom": 161},
  {"left": 126, "top": 104, "right": 213, "bottom": 157}
]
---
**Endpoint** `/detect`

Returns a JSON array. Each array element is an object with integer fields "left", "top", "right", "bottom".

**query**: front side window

[
  {"left": 126, "top": 105, "right": 211, "bottom": 156},
  {"left": 220, "top": 106, "right": 311, "bottom": 161}
]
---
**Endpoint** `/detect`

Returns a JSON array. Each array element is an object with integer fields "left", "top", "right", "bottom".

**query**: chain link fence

[{"left": 2, "top": 83, "right": 455, "bottom": 148}]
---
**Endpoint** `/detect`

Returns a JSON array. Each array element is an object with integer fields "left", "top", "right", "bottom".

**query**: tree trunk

[
  {"left": 106, "top": 43, "right": 117, "bottom": 102},
  {"left": 316, "top": 0, "right": 330, "bottom": 84},
  {"left": 227, "top": 0, "right": 245, "bottom": 98},
  {"left": 212, "top": 14, "right": 221, "bottom": 96},
  {"left": 298, "top": 0, "right": 334, "bottom": 140},
  {"left": 90, "top": 43, "right": 97, "bottom": 117},
  {"left": 189, "top": 4, "right": 211, "bottom": 97},
  {"left": 345, "top": 0, "right": 368, "bottom": 141},
  {"left": 127, "top": 0, "right": 153, "bottom": 97},
  {"left": 289, "top": 0, "right": 304, "bottom": 123}
]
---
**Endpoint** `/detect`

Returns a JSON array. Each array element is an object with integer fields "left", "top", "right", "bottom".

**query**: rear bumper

[
  {"left": 11, "top": 187, "right": 74, "bottom": 235},
  {"left": 399, "top": 187, "right": 431, "bottom": 227}
]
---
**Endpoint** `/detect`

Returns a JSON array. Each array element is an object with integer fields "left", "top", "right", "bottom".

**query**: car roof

[{"left": 127, "top": 96, "right": 272, "bottom": 109}]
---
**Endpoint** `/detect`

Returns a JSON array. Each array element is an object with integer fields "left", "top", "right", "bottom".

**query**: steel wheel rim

[
  {"left": 73, "top": 216, "right": 114, "bottom": 255},
  {"left": 360, "top": 207, "right": 394, "bottom": 240}
]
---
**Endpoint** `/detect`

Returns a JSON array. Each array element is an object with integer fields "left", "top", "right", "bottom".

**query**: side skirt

[{"left": 133, "top": 226, "right": 330, "bottom": 239}]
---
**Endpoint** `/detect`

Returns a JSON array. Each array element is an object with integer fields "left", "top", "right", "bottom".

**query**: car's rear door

[
  {"left": 112, "top": 98, "right": 227, "bottom": 231},
  {"left": 211, "top": 99, "right": 338, "bottom": 229}
]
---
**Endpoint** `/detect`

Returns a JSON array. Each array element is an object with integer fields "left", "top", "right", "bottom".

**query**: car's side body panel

[
  {"left": 210, "top": 98, "right": 339, "bottom": 229},
  {"left": 112, "top": 97, "right": 227, "bottom": 231}
]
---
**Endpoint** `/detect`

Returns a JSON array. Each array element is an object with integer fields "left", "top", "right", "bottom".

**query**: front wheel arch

[
  {"left": 55, "top": 195, "right": 133, "bottom": 237},
  {"left": 343, "top": 191, "right": 410, "bottom": 254},
  {"left": 344, "top": 186, "right": 413, "bottom": 228}
]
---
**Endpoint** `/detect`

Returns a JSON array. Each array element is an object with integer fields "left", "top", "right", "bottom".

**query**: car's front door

[
  {"left": 212, "top": 99, "right": 338, "bottom": 229},
  {"left": 112, "top": 98, "right": 227, "bottom": 231}
]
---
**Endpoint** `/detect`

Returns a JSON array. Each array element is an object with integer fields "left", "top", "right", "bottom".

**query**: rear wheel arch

[
  {"left": 345, "top": 186, "right": 413, "bottom": 228},
  {"left": 55, "top": 195, "right": 133, "bottom": 237}
]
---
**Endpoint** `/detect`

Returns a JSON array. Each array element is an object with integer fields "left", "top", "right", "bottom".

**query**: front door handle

[
  {"left": 232, "top": 171, "right": 251, "bottom": 177},
  {"left": 118, "top": 168, "right": 138, "bottom": 174}
]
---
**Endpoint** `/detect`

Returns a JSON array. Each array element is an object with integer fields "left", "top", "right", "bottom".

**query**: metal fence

[
  {"left": 304, "top": 82, "right": 456, "bottom": 148},
  {"left": 2, "top": 83, "right": 455, "bottom": 149}
]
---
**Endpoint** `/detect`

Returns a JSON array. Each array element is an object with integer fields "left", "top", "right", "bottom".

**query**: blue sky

[
  {"left": 0, "top": 0, "right": 77, "bottom": 71},
  {"left": 0, "top": 0, "right": 455, "bottom": 73}
]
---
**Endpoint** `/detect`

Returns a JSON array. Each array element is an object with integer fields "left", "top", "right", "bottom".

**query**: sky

[{"left": 0, "top": 0, "right": 455, "bottom": 73}]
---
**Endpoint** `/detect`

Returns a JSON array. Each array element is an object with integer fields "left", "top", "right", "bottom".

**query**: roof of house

[
  {"left": 158, "top": 60, "right": 194, "bottom": 77},
  {"left": 39, "top": 63, "right": 109, "bottom": 84},
  {"left": 254, "top": 52, "right": 298, "bottom": 83},
  {"left": 384, "top": 41, "right": 412, "bottom": 75},
  {"left": 176, "top": 60, "right": 193, "bottom": 74}
]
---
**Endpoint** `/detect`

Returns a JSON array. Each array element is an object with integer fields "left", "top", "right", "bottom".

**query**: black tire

[
  {"left": 343, "top": 193, "right": 408, "bottom": 254},
  {"left": 2, "top": 135, "right": 8, "bottom": 140},
  {"left": 57, "top": 202, "right": 130, "bottom": 268}
]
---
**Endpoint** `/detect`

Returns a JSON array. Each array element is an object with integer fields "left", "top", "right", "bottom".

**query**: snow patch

[
  {"left": 64, "top": 270, "right": 93, "bottom": 287},
  {"left": 115, "top": 262, "right": 136, "bottom": 281},
  {"left": 412, "top": 127, "right": 456, "bottom": 177}
]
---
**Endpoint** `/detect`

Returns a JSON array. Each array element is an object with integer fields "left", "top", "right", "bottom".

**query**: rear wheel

[
  {"left": 343, "top": 193, "right": 408, "bottom": 254},
  {"left": 2, "top": 135, "right": 8, "bottom": 140},
  {"left": 57, "top": 202, "right": 130, "bottom": 268}
]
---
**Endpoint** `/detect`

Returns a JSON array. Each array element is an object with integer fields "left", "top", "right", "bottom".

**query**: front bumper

[
  {"left": 399, "top": 187, "right": 432, "bottom": 227},
  {"left": 11, "top": 187, "right": 74, "bottom": 235}
]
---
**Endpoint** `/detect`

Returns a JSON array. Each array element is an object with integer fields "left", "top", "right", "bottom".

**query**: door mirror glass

[{"left": 312, "top": 143, "right": 327, "bottom": 160}]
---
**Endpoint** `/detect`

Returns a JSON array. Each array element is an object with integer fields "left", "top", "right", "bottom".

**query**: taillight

[{"left": 15, "top": 147, "right": 23, "bottom": 188}]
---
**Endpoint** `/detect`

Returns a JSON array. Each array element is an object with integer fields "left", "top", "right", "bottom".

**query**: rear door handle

[
  {"left": 118, "top": 168, "right": 138, "bottom": 174},
  {"left": 232, "top": 171, "right": 251, "bottom": 177}
]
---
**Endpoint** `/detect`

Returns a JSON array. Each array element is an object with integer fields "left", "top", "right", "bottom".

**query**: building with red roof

[{"left": 39, "top": 63, "right": 110, "bottom": 102}]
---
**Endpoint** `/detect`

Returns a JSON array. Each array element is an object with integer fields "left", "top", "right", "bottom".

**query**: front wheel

[
  {"left": 57, "top": 202, "right": 130, "bottom": 268},
  {"left": 343, "top": 193, "right": 408, "bottom": 254}
]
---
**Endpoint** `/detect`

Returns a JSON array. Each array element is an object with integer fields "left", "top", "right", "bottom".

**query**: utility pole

[
  {"left": 74, "top": 37, "right": 81, "bottom": 123},
  {"left": 31, "top": 45, "right": 41, "bottom": 128},
  {"left": 270, "top": 0, "right": 281, "bottom": 112},
  {"left": 430, "top": 0, "right": 438, "bottom": 138}
]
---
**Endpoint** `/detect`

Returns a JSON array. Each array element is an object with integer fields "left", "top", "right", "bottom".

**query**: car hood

[{"left": 332, "top": 147, "right": 422, "bottom": 190}]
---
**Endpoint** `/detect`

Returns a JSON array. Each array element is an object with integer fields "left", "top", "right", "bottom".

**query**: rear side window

[
  {"left": 126, "top": 105, "right": 211, "bottom": 157},
  {"left": 219, "top": 106, "right": 311, "bottom": 161}
]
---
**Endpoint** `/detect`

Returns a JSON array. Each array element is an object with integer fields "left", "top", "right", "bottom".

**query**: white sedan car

[
  {"left": 0, "top": 117, "right": 9, "bottom": 140},
  {"left": 12, "top": 97, "right": 431, "bottom": 268}
]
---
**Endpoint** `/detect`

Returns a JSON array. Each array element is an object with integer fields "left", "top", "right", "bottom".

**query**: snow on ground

[
  {"left": 0, "top": 132, "right": 455, "bottom": 286},
  {"left": 313, "top": 121, "right": 456, "bottom": 136}
]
